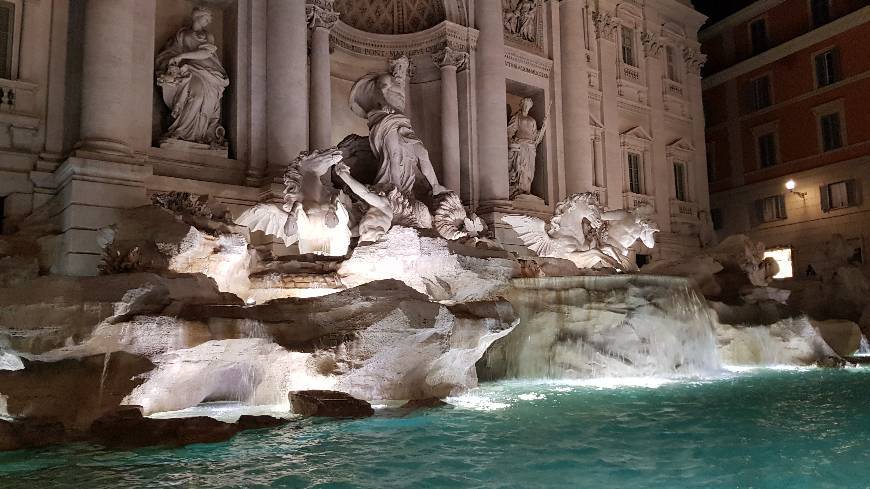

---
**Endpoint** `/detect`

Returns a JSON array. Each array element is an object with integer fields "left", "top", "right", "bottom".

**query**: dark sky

[{"left": 693, "top": 0, "right": 759, "bottom": 26}]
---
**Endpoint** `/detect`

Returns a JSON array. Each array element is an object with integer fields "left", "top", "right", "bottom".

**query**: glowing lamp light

[{"left": 784, "top": 179, "right": 806, "bottom": 199}]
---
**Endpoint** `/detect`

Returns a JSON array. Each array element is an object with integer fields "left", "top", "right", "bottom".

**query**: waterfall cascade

[{"left": 478, "top": 276, "right": 722, "bottom": 379}]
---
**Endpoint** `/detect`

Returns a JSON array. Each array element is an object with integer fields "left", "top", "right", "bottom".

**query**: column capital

[
  {"left": 591, "top": 11, "right": 618, "bottom": 42},
  {"left": 432, "top": 46, "right": 468, "bottom": 71},
  {"left": 306, "top": 0, "right": 339, "bottom": 31},
  {"left": 682, "top": 47, "right": 707, "bottom": 75},
  {"left": 641, "top": 31, "right": 664, "bottom": 59}
]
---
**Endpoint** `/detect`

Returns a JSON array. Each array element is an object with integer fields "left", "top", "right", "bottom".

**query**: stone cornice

[
  {"left": 702, "top": 6, "right": 870, "bottom": 89},
  {"left": 331, "top": 20, "right": 478, "bottom": 59},
  {"left": 505, "top": 45, "right": 553, "bottom": 80}
]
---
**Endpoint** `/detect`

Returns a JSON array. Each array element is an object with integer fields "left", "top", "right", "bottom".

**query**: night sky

[{"left": 693, "top": 0, "right": 759, "bottom": 26}]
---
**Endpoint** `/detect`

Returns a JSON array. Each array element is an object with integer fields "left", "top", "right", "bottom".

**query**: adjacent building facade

[
  {"left": 701, "top": 0, "right": 870, "bottom": 277},
  {"left": 0, "top": 0, "right": 708, "bottom": 276}
]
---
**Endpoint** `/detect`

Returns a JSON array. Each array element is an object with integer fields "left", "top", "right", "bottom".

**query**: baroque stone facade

[{"left": 0, "top": 0, "right": 708, "bottom": 275}]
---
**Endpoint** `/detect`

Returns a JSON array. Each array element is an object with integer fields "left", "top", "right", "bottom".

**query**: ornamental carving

[
  {"left": 682, "top": 47, "right": 707, "bottom": 73},
  {"left": 306, "top": 0, "right": 340, "bottom": 30},
  {"left": 503, "top": 0, "right": 540, "bottom": 43},
  {"left": 640, "top": 31, "right": 664, "bottom": 59},
  {"left": 334, "top": 0, "right": 445, "bottom": 35},
  {"left": 591, "top": 11, "right": 618, "bottom": 42},
  {"left": 432, "top": 46, "right": 469, "bottom": 71}
]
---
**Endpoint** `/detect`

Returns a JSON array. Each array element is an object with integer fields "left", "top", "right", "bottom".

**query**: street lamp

[{"left": 785, "top": 179, "right": 807, "bottom": 199}]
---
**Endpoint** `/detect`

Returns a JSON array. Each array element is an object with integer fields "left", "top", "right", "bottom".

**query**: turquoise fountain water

[{"left": 1, "top": 368, "right": 869, "bottom": 488}]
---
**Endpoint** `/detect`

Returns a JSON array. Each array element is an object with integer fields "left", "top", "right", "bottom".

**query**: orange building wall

[{"left": 704, "top": 17, "right": 870, "bottom": 191}]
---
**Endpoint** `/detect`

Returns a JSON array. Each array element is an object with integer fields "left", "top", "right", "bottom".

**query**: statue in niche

[
  {"left": 349, "top": 56, "right": 449, "bottom": 200},
  {"left": 156, "top": 6, "right": 229, "bottom": 153},
  {"left": 236, "top": 149, "right": 352, "bottom": 256},
  {"left": 503, "top": 0, "right": 540, "bottom": 43},
  {"left": 507, "top": 97, "right": 548, "bottom": 200},
  {"left": 503, "top": 193, "right": 659, "bottom": 272}
]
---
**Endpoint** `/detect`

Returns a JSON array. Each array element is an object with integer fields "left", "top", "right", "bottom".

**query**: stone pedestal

[{"left": 52, "top": 156, "right": 152, "bottom": 276}]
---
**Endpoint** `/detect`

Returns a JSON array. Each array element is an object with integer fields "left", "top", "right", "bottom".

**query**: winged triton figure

[
  {"left": 502, "top": 193, "right": 659, "bottom": 272},
  {"left": 236, "top": 148, "right": 352, "bottom": 256}
]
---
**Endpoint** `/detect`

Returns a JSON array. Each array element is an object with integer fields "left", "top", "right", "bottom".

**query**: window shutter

[
  {"left": 832, "top": 48, "right": 841, "bottom": 83},
  {"left": 846, "top": 179, "right": 862, "bottom": 206},
  {"left": 751, "top": 199, "right": 763, "bottom": 226},
  {"left": 820, "top": 184, "right": 831, "bottom": 212},
  {"left": 0, "top": 2, "right": 12, "bottom": 80},
  {"left": 815, "top": 54, "right": 826, "bottom": 86}
]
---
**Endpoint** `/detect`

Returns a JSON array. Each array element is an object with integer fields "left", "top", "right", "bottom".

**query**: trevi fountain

[{"left": 0, "top": 1, "right": 868, "bottom": 488}]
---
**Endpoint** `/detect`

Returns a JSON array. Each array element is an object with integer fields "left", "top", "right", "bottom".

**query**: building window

[
  {"left": 749, "top": 19, "right": 768, "bottom": 55},
  {"left": 757, "top": 132, "right": 777, "bottom": 168},
  {"left": 0, "top": 1, "right": 13, "bottom": 79},
  {"left": 814, "top": 48, "right": 839, "bottom": 87},
  {"left": 764, "top": 247, "right": 794, "bottom": 279},
  {"left": 666, "top": 45, "right": 680, "bottom": 83},
  {"left": 756, "top": 194, "right": 786, "bottom": 223},
  {"left": 818, "top": 112, "right": 843, "bottom": 152},
  {"left": 627, "top": 152, "right": 643, "bottom": 194},
  {"left": 821, "top": 179, "right": 861, "bottom": 211},
  {"left": 847, "top": 237, "right": 864, "bottom": 265},
  {"left": 711, "top": 208, "right": 724, "bottom": 230},
  {"left": 706, "top": 143, "right": 716, "bottom": 182},
  {"left": 621, "top": 26, "right": 637, "bottom": 67},
  {"left": 811, "top": 0, "right": 831, "bottom": 27},
  {"left": 749, "top": 76, "right": 771, "bottom": 111},
  {"left": 673, "top": 162, "right": 687, "bottom": 201}
]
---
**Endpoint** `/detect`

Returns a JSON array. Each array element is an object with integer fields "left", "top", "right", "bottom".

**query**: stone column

[
  {"left": 643, "top": 30, "right": 671, "bottom": 233},
  {"left": 267, "top": 0, "right": 308, "bottom": 177},
  {"left": 559, "top": 0, "right": 593, "bottom": 194},
  {"left": 306, "top": 1, "right": 339, "bottom": 150},
  {"left": 434, "top": 47, "right": 468, "bottom": 194},
  {"left": 592, "top": 10, "right": 621, "bottom": 208},
  {"left": 475, "top": 0, "right": 510, "bottom": 203},
  {"left": 685, "top": 48, "right": 710, "bottom": 212},
  {"left": 78, "top": 0, "right": 136, "bottom": 155}
]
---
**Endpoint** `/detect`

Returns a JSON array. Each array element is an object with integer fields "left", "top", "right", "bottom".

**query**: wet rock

[
  {"left": 716, "top": 317, "right": 836, "bottom": 366},
  {"left": 236, "top": 415, "right": 289, "bottom": 431},
  {"left": 400, "top": 397, "right": 447, "bottom": 410},
  {"left": 88, "top": 406, "right": 288, "bottom": 449},
  {"left": 0, "top": 352, "right": 155, "bottom": 430},
  {"left": 812, "top": 319, "right": 862, "bottom": 357},
  {"left": 0, "top": 417, "right": 68, "bottom": 451},
  {"left": 816, "top": 356, "right": 847, "bottom": 368},
  {"left": 338, "top": 226, "right": 515, "bottom": 302},
  {"left": 290, "top": 390, "right": 374, "bottom": 418}
]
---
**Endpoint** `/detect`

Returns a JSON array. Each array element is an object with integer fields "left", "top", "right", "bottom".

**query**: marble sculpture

[
  {"left": 237, "top": 59, "right": 489, "bottom": 254},
  {"left": 156, "top": 6, "right": 229, "bottom": 151},
  {"left": 503, "top": 0, "right": 540, "bottom": 43},
  {"left": 349, "top": 56, "right": 449, "bottom": 198},
  {"left": 503, "top": 193, "right": 659, "bottom": 271},
  {"left": 507, "top": 97, "right": 548, "bottom": 199}
]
